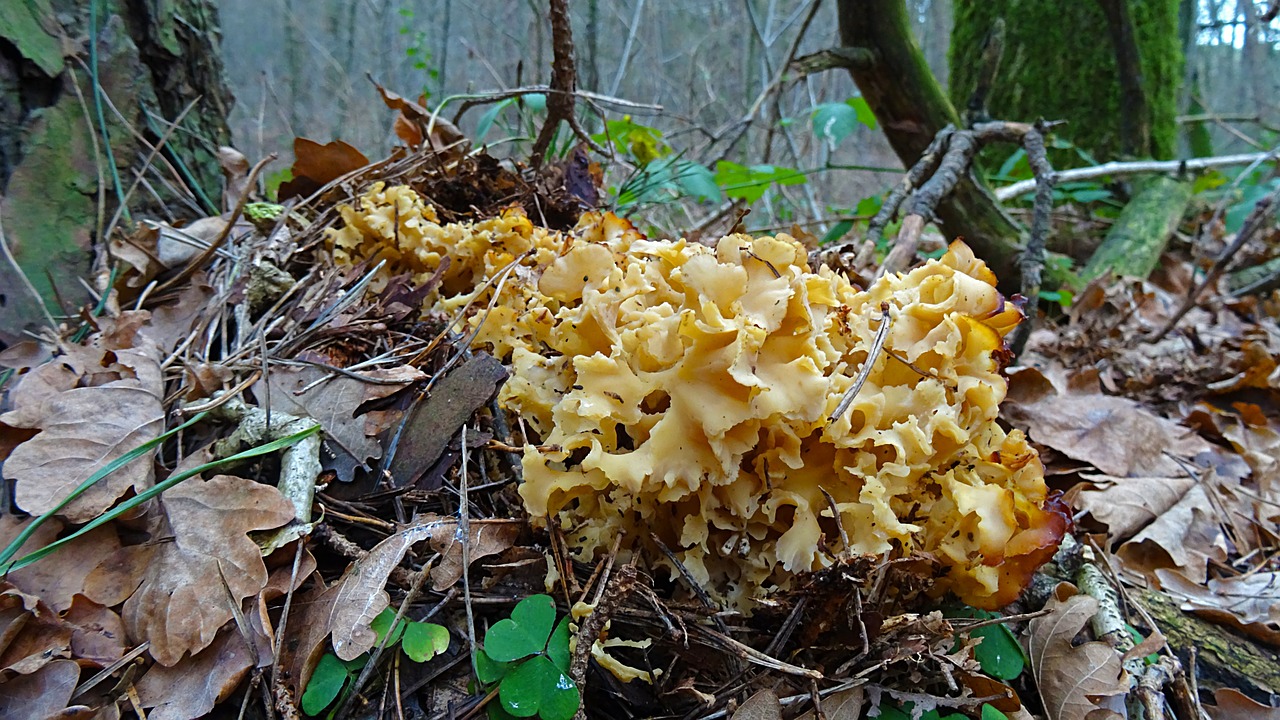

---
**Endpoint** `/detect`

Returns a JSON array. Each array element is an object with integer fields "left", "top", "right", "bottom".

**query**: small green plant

[
  {"left": 713, "top": 161, "right": 806, "bottom": 203},
  {"left": 301, "top": 607, "right": 450, "bottom": 716},
  {"left": 811, "top": 96, "right": 877, "bottom": 149},
  {"left": 475, "top": 594, "right": 579, "bottom": 720},
  {"left": 397, "top": 7, "right": 440, "bottom": 104}
]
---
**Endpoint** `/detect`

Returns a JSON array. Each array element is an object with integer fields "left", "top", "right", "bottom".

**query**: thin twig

[
  {"left": 1150, "top": 188, "right": 1278, "bottom": 341},
  {"left": 996, "top": 149, "right": 1279, "bottom": 201},
  {"left": 828, "top": 303, "right": 892, "bottom": 424}
]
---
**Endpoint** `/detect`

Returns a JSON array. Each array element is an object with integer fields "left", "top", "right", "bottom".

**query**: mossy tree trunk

[
  {"left": 949, "top": 0, "right": 1182, "bottom": 164},
  {"left": 0, "top": 0, "right": 233, "bottom": 347},
  {"left": 949, "top": 0, "right": 1190, "bottom": 281},
  {"left": 836, "top": 0, "right": 1027, "bottom": 288}
]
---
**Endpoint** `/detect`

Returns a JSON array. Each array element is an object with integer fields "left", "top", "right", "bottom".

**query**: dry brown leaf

[
  {"left": 257, "top": 364, "right": 425, "bottom": 479},
  {"left": 1025, "top": 583, "right": 1127, "bottom": 720},
  {"left": 64, "top": 596, "right": 127, "bottom": 667},
  {"left": 146, "top": 277, "right": 216, "bottom": 355},
  {"left": 1074, "top": 473, "right": 1196, "bottom": 542},
  {"left": 4, "top": 345, "right": 164, "bottom": 523},
  {"left": 371, "top": 79, "right": 466, "bottom": 154},
  {"left": 1003, "top": 366, "right": 1210, "bottom": 477},
  {"left": 134, "top": 628, "right": 255, "bottom": 720},
  {"left": 83, "top": 475, "right": 295, "bottom": 666},
  {"left": 1157, "top": 568, "right": 1280, "bottom": 640},
  {"left": 244, "top": 548, "right": 318, "bottom": 668},
  {"left": 0, "top": 344, "right": 109, "bottom": 429},
  {"left": 1204, "top": 688, "right": 1280, "bottom": 720},
  {"left": 0, "top": 583, "right": 71, "bottom": 677},
  {"left": 0, "top": 516, "right": 121, "bottom": 613},
  {"left": 155, "top": 216, "right": 228, "bottom": 268},
  {"left": 427, "top": 518, "right": 521, "bottom": 591},
  {"left": 277, "top": 137, "right": 370, "bottom": 201},
  {"left": 278, "top": 579, "right": 340, "bottom": 698},
  {"left": 0, "top": 658, "right": 80, "bottom": 719},
  {"left": 797, "top": 687, "right": 863, "bottom": 720},
  {"left": 328, "top": 516, "right": 518, "bottom": 660},
  {"left": 1223, "top": 419, "right": 1280, "bottom": 502},
  {"left": 731, "top": 689, "right": 782, "bottom": 720},
  {"left": 1115, "top": 485, "right": 1228, "bottom": 584}
]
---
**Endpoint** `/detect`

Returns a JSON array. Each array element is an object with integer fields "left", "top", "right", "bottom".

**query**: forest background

[{"left": 219, "top": 0, "right": 1279, "bottom": 232}]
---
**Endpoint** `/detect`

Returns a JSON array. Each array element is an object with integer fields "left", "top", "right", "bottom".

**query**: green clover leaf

[
  {"left": 403, "top": 621, "right": 451, "bottom": 662},
  {"left": 485, "top": 595, "right": 557, "bottom": 662},
  {"left": 301, "top": 652, "right": 350, "bottom": 716},
  {"left": 499, "top": 654, "right": 580, "bottom": 720}
]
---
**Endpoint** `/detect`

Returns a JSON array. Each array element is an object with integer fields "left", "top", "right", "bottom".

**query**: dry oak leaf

[
  {"left": 82, "top": 474, "right": 295, "bottom": 666},
  {"left": 1074, "top": 473, "right": 1196, "bottom": 543},
  {"left": 1114, "top": 484, "right": 1228, "bottom": 584},
  {"left": 1204, "top": 688, "right": 1280, "bottom": 720},
  {"left": 3, "top": 346, "right": 164, "bottom": 523},
  {"left": 64, "top": 596, "right": 127, "bottom": 667},
  {"left": 1003, "top": 366, "right": 1210, "bottom": 478},
  {"left": 1156, "top": 569, "right": 1280, "bottom": 644},
  {"left": 0, "top": 583, "right": 72, "bottom": 677},
  {"left": 1025, "top": 583, "right": 1127, "bottom": 720},
  {"left": 0, "top": 515, "right": 121, "bottom": 613},
  {"left": 134, "top": 627, "right": 255, "bottom": 720},
  {"left": 256, "top": 364, "right": 425, "bottom": 478},
  {"left": 0, "top": 658, "right": 80, "bottom": 720}
]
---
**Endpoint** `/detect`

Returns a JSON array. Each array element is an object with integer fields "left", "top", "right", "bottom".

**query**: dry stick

[
  {"left": 155, "top": 153, "right": 277, "bottom": 296},
  {"left": 819, "top": 487, "right": 851, "bottom": 553},
  {"left": 530, "top": 0, "right": 607, "bottom": 167},
  {"left": 697, "top": 625, "right": 823, "bottom": 680},
  {"left": 828, "top": 303, "right": 892, "bottom": 425},
  {"left": 459, "top": 424, "right": 481, "bottom": 679},
  {"left": 866, "top": 126, "right": 955, "bottom": 252},
  {"left": 995, "top": 150, "right": 1279, "bottom": 201},
  {"left": 268, "top": 539, "right": 308, "bottom": 714},
  {"left": 1150, "top": 190, "right": 1278, "bottom": 341},
  {"left": 1009, "top": 122, "right": 1057, "bottom": 356}
]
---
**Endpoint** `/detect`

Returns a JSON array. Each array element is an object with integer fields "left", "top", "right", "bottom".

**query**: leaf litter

[{"left": 0, "top": 88, "right": 1278, "bottom": 720}]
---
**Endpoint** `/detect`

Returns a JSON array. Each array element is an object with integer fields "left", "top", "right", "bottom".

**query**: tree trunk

[
  {"left": 837, "top": 0, "right": 1026, "bottom": 287},
  {"left": 0, "top": 0, "right": 233, "bottom": 347},
  {"left": 949, "top": 0, "right": 1182, "bottom": 164}
]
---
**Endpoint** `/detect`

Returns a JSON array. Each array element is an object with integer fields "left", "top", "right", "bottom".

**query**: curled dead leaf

[{"left": 1025, "top": 583, "right": 1127, "bottom": 720}]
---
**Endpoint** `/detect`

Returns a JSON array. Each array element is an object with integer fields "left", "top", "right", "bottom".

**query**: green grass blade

[
  {"left": 0, "top": 411, "right": 210, "bottom": 567},
  {"left": 1, "top": 423, "right": 319, "bottom": 574}
]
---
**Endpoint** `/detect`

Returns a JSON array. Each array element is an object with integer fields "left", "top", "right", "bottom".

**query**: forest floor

[{"left": 1, "top": 104, "right": 1279, "bottom": 720}]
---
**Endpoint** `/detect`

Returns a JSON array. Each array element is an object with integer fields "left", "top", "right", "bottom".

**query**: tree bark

[
  {"left": 0, "top": 0, "right": 233, "bottom": 347},
  {"left": 836, "top": 0, "right": 1026, "bottom": 287}
]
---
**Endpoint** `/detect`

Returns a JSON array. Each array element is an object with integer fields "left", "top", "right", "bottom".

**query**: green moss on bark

[{"left": 950, "top": 0, "right": 1181, "bottom": 163}]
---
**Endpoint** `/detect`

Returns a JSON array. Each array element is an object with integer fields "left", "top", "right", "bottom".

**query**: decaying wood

[{"left": 1131, "top": 586, "right": 1280, "bottom": 700}]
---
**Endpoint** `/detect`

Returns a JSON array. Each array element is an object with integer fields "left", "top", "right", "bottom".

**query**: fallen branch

[{"left": 995, "top": 149, "right": 1279, "bottom": 201}]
